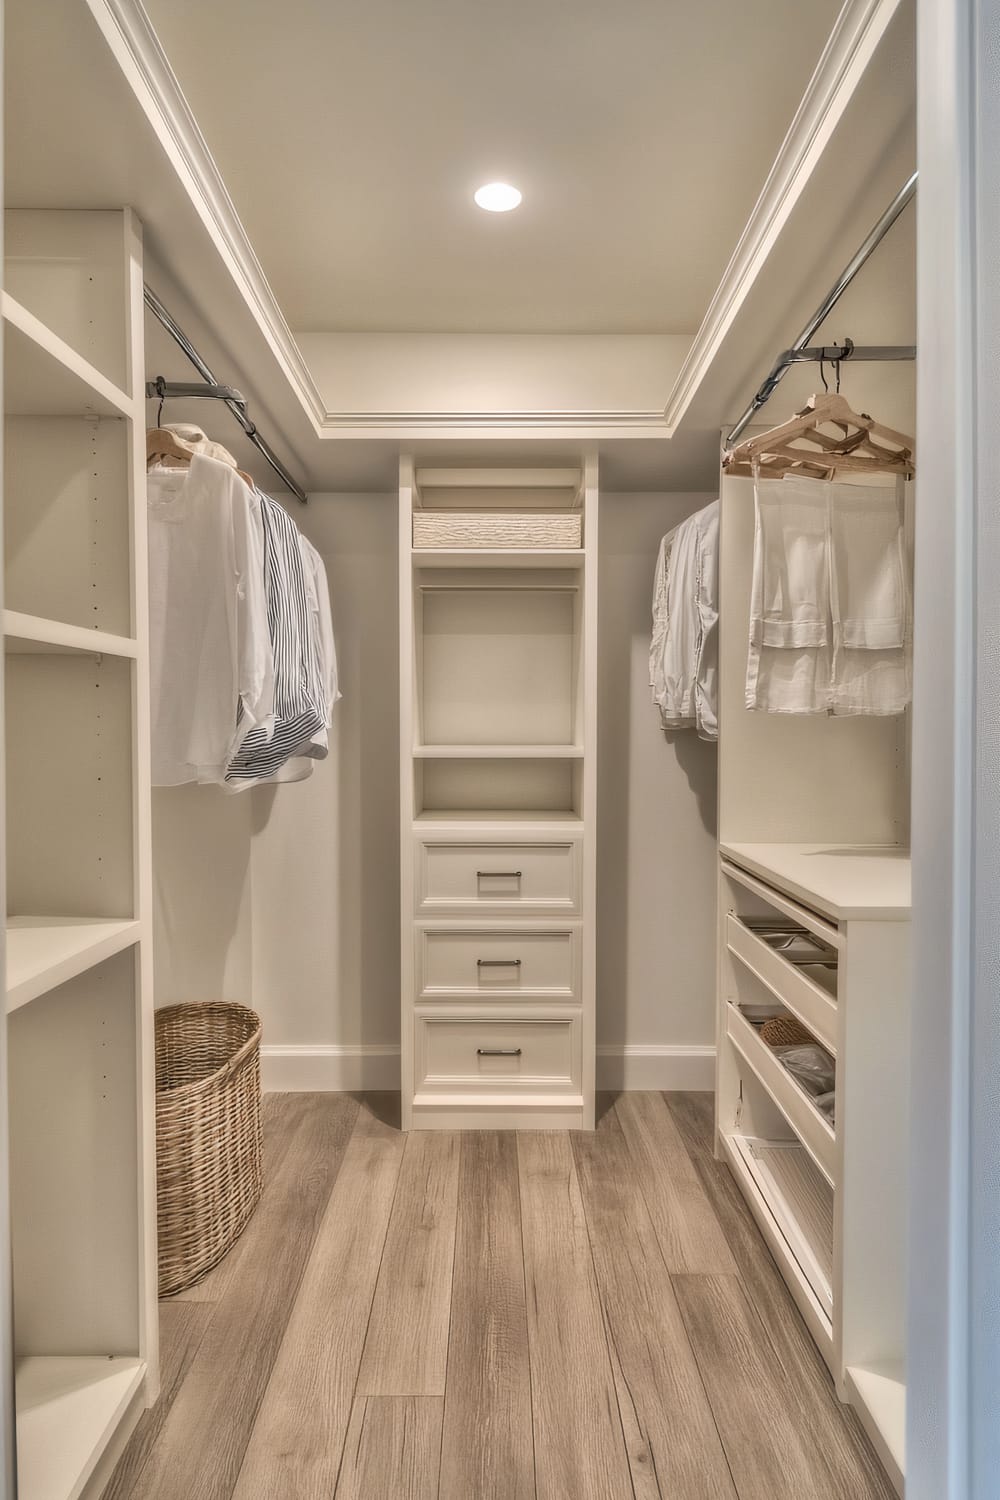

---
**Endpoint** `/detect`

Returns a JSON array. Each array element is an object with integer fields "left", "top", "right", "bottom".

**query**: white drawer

[
  {"left": 415, "top": 1014, "right": 580, "bottom": 1094},
  {"left": 415, "top": 839, "right": 581, "bottom": 917},
  {"left": 726, "top": 913, "right": 838, "bottom": 1054},
  {"left": 726, "top": 1002, "right": 835, "bottom": 1184},
  {"left": 417, "top": 927, "right": 579, "bottom": 1002}
]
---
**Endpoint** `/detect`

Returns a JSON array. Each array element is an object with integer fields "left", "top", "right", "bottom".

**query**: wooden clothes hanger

[
  {"left": 146, "top": 428, "right": 257, "bottom": 492},
  {"left": 723, "top": 390, "right": 915, "bottom": 480}
]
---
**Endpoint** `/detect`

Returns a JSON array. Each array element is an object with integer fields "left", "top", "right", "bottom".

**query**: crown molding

[
  {"left": 662, "top": 0, "right": 906, "bottom": 432},
  {"left": 319, "top": 409, "right": 669, "bottom": 430},
  {"left": 93, "top": 0, "right": 328, "bottom": 431}
]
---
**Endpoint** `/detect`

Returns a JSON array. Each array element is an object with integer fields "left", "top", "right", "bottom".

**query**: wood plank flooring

[{"left": 109, "top": 1092, "right": 895, "bottom": 1500}]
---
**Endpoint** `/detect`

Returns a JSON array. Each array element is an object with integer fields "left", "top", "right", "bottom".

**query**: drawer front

[
  {"left": 415, "top": 1014, "right": 580, "bottom": 1094},
  {"left": 417, "top": 928, "right": 579, "bottom": 1002},
  {"left": 727, "top": 914, "right": 838, "bottom": 1054},
  {"left": 416, "top": 840, "right": 581, "bottom": 917}
]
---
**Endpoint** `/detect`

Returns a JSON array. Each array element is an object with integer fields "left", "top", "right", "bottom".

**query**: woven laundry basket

[
  {"left": 155, "top": 1001, "right": 263, "bottom": 1297},
  {"left": 413, "top": 510, "right": 582, "bottom": 548}
]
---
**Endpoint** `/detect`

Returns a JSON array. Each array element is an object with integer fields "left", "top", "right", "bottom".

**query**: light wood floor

[{"left": 108, "top": 1093, "right": 895, "bottom": 1500}]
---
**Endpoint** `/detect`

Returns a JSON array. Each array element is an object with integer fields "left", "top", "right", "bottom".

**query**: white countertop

[{"left": 720, "top": 842, "right": 911, "bottom": 922}]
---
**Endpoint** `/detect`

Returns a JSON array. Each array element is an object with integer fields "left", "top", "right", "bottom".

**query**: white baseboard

[
  {"left": 596, "top": 1044, "right": 716, "bottom": 1091},
  {"left": 261, "top": 1044, "right": 401, "bottom": 1092},
  {"left": 261, "top": 1042, "right": 715, "bottom": 1093}
]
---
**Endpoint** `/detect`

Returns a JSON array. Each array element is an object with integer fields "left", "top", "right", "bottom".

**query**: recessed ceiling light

[{"left": 474, "top": 182, "right": 522, "bottom": 213}]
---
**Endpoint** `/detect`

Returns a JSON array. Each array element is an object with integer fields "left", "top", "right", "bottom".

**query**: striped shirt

[{"left": 225, "top": 492, "right": 327, "bottom": 787}]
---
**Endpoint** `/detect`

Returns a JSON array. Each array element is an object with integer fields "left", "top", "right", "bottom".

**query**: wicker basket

[
  {"left": 155, "top": 1001, "right": 263, "bottom": 1297},
  {"left": 413, "top": 510, "right": 582, "bottom": 549}
]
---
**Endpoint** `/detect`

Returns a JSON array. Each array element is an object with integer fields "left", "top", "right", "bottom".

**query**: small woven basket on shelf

[{"left": 155, "top": 1001, "right": 263, "bottom": 1298}]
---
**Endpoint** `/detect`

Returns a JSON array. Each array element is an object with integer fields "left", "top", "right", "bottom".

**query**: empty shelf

[
  {"left": 16, "top": 1355, "right": 145, "bottom": 1500},
  {"left": 846, "top": 1361, "right": 905, "bottom": 1492},
  {"left": 720, "top": 841, "right": 911, "bottom": 922},
  {"left": 7, "top": 917, "right": 140, "bottom": 1010},
  {"left": 4, "top": 611, "right": 138, "bottom": 659},
  {"left": 413, "top": 549, "right": 584, "bottom": 569},
  {"left": 731, "top": 1134, "right": 833, "bottom": 1317},
  {"left": 3, "top": 294, "right": 134, "bottom": 419},
  {"left": 414, "top": 745, "right": 585, "bottom": 759}
]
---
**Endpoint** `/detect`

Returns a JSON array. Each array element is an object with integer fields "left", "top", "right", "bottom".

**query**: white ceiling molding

[
  {"left": 93, "top": 0, "right": 327, "bottom": 432},
  {"left": 662, "top": 0, "right": 906, "bottom": 433},
  {"left": 90, "top": 0, "right": 678, "bottom": 437}
]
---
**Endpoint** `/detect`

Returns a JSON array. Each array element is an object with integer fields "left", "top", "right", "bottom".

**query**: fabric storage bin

[
  {"left": 413, "top": 510, "right": 582, "bottom": 548},
  {"left": 155, "top": 1001, "right": 263, "bottom": 1297}
]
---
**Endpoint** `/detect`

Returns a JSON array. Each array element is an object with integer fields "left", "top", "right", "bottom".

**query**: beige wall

[
  {"left": 296, "top": 333, "right": 691, "bottom": 417},
  {"left": 153, "top": 489, "right": 721, "bottom": 1087}
]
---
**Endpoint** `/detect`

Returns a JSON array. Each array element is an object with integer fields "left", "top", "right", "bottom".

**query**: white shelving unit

[
  {"left": 1, "top": 209, "right": 158, "bottom": 1499},
  {"left": 714, "top": 476, "right": 911, "bottom": 1497},
  {"left": 400, "top": 460, "right": 598, "bottom": 1130}
]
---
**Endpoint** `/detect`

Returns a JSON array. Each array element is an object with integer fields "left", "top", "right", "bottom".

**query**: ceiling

[{"left": 142, "top": 0, "right": 842, "bottom": 337}]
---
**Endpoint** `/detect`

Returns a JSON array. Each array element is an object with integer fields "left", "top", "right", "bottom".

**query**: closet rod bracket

[
  {"left": 726, "top": 170, "right": 918, "bottom": 446},
  {"left": 143, "top": 286, "right": 308, "bottom": 504}
]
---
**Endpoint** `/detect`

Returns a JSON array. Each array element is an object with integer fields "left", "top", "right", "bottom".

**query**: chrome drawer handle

[
  {"left": 477, "top": 958, "right": 522, "bottom": 967},
  {"left": 477, "top": 870, "right": 522, "bottom": 879},
  {"left": 477, "top": 1047, "right": 522, "bottom": 1057}
]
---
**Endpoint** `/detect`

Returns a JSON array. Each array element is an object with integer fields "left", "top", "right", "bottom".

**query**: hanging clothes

[
  {"left": 224, "top": 493, "right": 329, "bottom": 789},
  {"left": 746, "top": 473, "right": 911, "bottom": 715},
  {"left": 147, "top": 452, "right": 275, "bottom": 786},
  {"left": 649, "top": 499, "right": 720, "bottom": 741}
]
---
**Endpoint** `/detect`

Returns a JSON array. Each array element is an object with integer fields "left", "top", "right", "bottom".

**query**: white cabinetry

[
  {"left": 400, "top": 461, "right": 597, "bottom": 1129},
  {"left": 2, "top": 210, "right": 158, "bottom": 1500},
  {"left": 715, "top": 476, "right": 910, "bottom": 1495}
]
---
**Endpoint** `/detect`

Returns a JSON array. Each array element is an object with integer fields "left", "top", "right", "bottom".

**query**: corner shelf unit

[
  {"left": 399, "top": 460, "right": 598, "bottom": 1129},
  {"left": 1, "top": 209, "right": 158, "bottom": 1500},
  {"left": 715, "top": 473, "right": 912, "bottom": 1498}
]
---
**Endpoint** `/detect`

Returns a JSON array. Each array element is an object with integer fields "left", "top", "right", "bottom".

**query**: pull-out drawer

[
  {"left": 417, "top": 927, "right": 579, "bottom": 1002},
  {"left": 727, "top": 1001, "right": 835, "bottom": 1184},
  {"left": 415, "top": 1013, "right": 580, "bottom": 1094},
  {"left": 416, "top": 839, "right": 581, "bottom": 917},
  {"left": 727, "top": 914, "right": 838, "bottom": 1053}
]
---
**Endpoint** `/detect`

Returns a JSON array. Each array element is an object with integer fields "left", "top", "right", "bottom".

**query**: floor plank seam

[
  {"left": 331, "top": 1120, "right": 411, "bottom": 1498},
  {"left": 513, "top": 1134, "right": 541, "bottom": 1500},
  {"left": 570, "top": 1138, "right": 640, "bottom": 1500}
]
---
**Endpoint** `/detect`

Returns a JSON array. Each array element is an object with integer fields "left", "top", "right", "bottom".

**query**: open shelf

[
  {"left": 413, "top": 548, "right": 584, "bottom": 570},
  {"left": 6, "top": 917, "right": 139, "bottom": 1011},
  {"left": 5, "top": 414, "right": 132, "bottom": 636},
  {"left": 845, "top": 1361, "right": 905, "bottom": 1494},
  {"left": 16, "top": 1355, "right": 145, "bottom": 1500},
  {"left": 414, "top": 809, "right": 584, "bottom": 829},
  {"left": 720, "top": 842, "right": 911, "bottom": 923},
  {"left": 415, "top": 744, "right": 584, "bottom": 760},
  {"left": 2, "top": 293, "right": 133, "bottom": 418},
  {"left": 4, "top": 611, "right": 137, "bottom": 659}
]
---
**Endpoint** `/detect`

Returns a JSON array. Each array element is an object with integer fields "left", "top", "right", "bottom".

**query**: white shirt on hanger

[{"left": 147, "top": 452, "right": 275, "bottom": 786}]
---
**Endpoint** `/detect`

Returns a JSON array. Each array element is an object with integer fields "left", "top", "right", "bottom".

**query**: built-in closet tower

[
  {"left": 715, "top": 477, "right": 911, "bottom": 1494},
  {"left": 399, "top": 461, "right": 598, "bottom": 1129},
  {"left": 1, "top": 210, "right": 158, "bottom": 1496}
]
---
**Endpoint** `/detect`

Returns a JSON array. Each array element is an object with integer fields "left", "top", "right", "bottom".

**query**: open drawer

[
  {"left": 727, "top": 914, "right": 838, "bottom": 1053},
  {"left": 727, "top": 1002, "right": 836, "bottom": 1184}
]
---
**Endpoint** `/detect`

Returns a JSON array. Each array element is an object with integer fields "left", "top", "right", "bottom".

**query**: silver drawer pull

[
  {"left": 477, "top": 870, "right": 522, "bottom": 879},
  {"left": 477, "top": 1047, "right": 522, "bottom": 1057},
  {"left": 477, "top": 958, "right": 522, "bottom": 967}
]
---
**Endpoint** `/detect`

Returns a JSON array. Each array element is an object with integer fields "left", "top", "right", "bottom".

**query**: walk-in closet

[{"left": 0, "top": 0, "right": 994, "bottom": 1498}]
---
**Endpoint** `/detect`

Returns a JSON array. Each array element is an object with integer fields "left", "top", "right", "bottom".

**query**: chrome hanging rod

[
  {"left": 726, "top": 170, "right": 918, "bottom": 447},
  {"left": 143, "top": 285, "right": 308, "bottom": 504}
]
